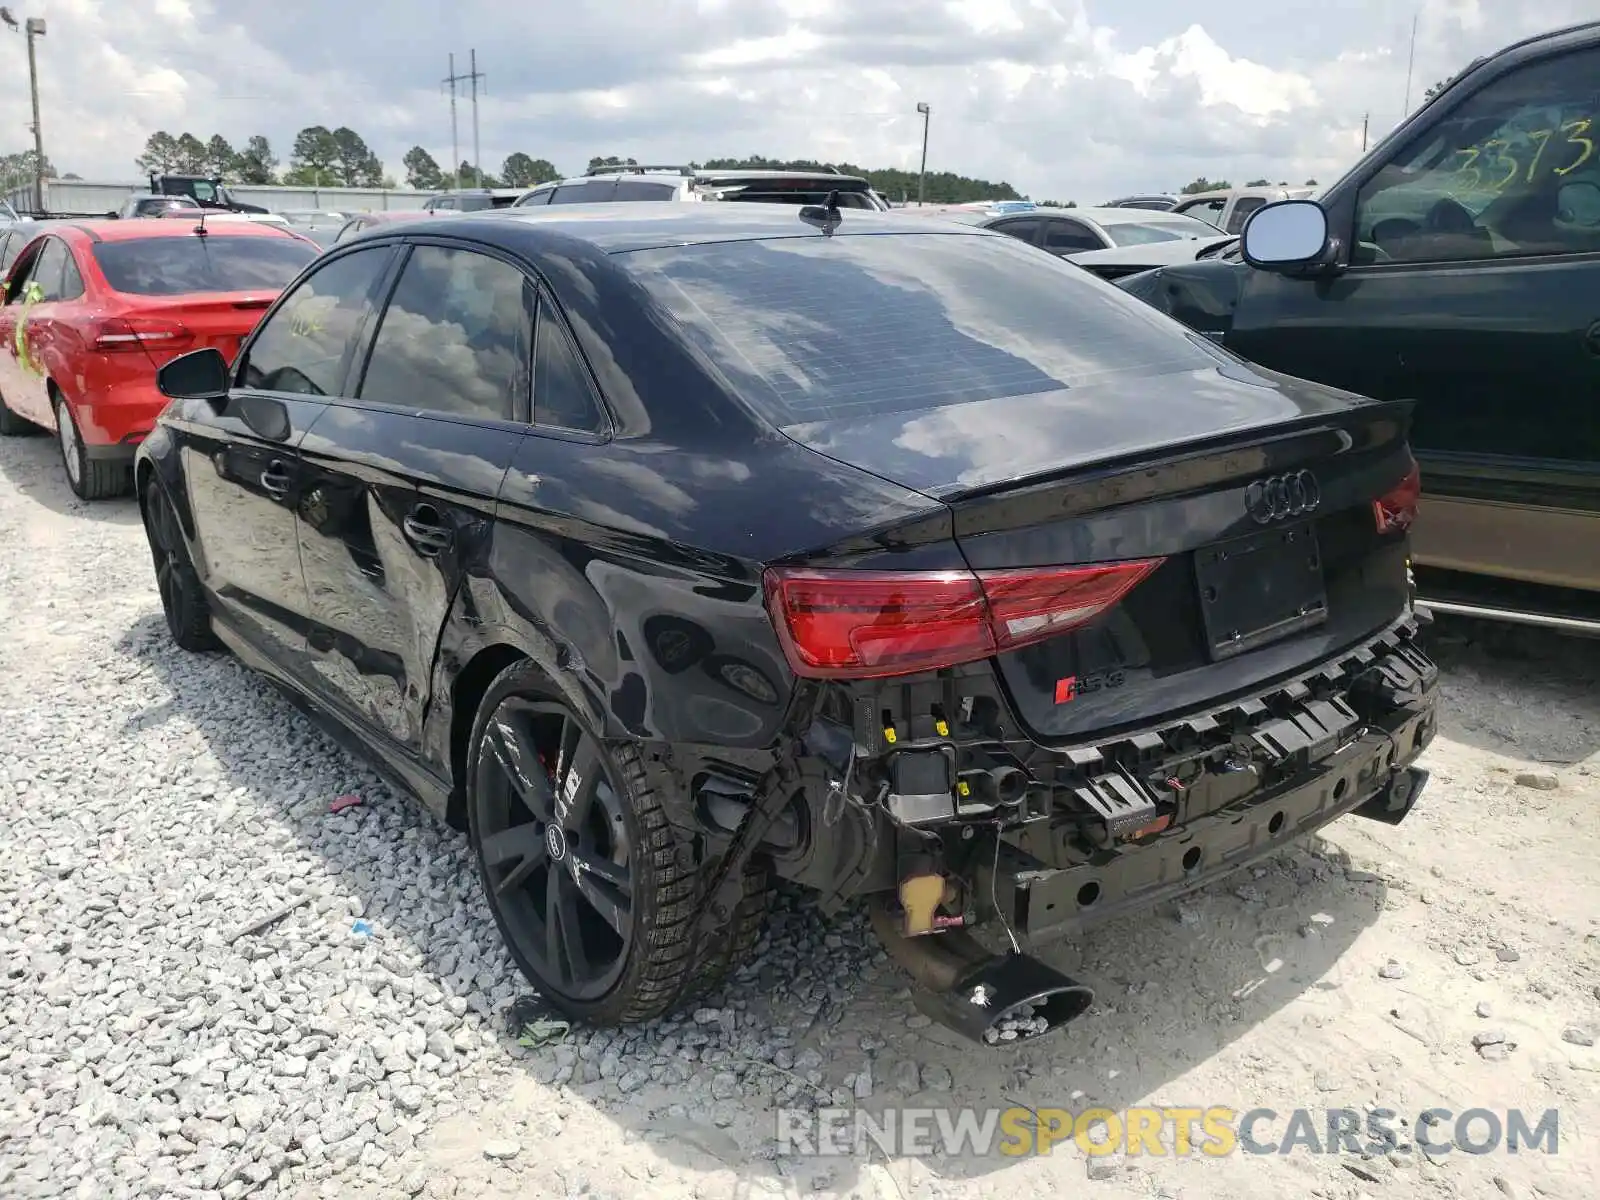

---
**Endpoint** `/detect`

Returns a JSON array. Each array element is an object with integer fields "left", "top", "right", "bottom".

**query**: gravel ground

[{"left": 1, "top": 432, "right": 1597, "bottom": 1200}]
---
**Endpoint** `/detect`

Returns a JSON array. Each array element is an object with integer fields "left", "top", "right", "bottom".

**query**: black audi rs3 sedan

[{"left": 135, "top": 202, "right": 1439, "bottom": 1040}]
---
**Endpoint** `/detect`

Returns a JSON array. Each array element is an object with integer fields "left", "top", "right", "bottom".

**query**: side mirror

[
  {"left": 157, "top": 347, "right": 229, "bottom": 400},
  {"left": 1240, "top": 200, "right": 1331, "bottom": 271}
]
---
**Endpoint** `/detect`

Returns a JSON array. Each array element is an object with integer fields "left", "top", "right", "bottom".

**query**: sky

[{"left": 0, "top": 0, "right": 1592, "bottom": 202}]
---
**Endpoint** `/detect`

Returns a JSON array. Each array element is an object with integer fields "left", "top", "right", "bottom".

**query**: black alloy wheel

[
  {"left": 467, "top": 660, "right": 772, "bottom": 1025},
  {"left": 142, "top": 477, "right": 221, "bottom": 652},
  {"left": 475, "top": 695, "right": 636, "bottom": 1001}
]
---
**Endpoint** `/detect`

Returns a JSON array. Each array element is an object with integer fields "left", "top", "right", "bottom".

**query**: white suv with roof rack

[{"left": 512, "top": 165, "right": 890, "bottom": 210}]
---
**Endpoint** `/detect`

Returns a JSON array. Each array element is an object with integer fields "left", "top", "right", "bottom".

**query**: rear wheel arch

[
  {"left": 134, "top": 458, "right": 157, "bottom": 517},
  {"left": 447, "top": 642, "right": 531, "bottom": 829}
]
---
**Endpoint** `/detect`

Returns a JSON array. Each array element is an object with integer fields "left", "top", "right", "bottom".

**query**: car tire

[
  {"left": 466, "top": 660, "right": 770, "bottom": 1026},
  {"left": 55, "top": 393, "right": 129, "bottom": 500},
  {"left": 142, "top": 476, "right": 222, "bottom": 652}
]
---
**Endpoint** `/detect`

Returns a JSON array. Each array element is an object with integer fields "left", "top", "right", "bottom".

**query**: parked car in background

[
  {"left": 0, "top": 219, "right": 65, "bottom": 274},
  {"left": 275, "top": 212, "right": 351, "bottom": 248},
  {"left": 513, "top": 165, "right": 888, "bottom": 209},
  {"left": 111, "top": 194, "right": 202, "bottom": 220},
  {"left": 1106, "top": 194, "right": 1180, "bottom": 211},
  {"left": 0, "top": 219, "right": 319, "bottom": 498},
  {"left": 1171, "top": 187, "right": 1310, "bottom": 234},
  {"left": 136, "top": 203, "right": 1435, "bottom": 1038},
  {"left": 157, "top": 211, "right": 296, "bottom": 231},
  {"left": 1118, "top": 19, "right": 1600, "bottom": 633},
  {"left": 910, "top": 204, "right": 1234, "bottom": 279},
  {"left": 278, "top": 210, "right": 349, "bottom": 225},
  {"left": 331, "top": 210, "right": 454, "bottom": 244},
  {"left": 423, "top": 188, "right": 529, "bottom": 212}
]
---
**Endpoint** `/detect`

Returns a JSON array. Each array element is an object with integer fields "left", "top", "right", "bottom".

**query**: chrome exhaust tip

[
  {"left": 869, "top": 900, "right": 1093, "bottom": 1047},
  {"left": 914, "top": 952, "right": 1094, "bottom": 1046}
]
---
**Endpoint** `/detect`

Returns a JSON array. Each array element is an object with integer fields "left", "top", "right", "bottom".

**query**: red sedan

[{"left": 0, "top": 218, "right": 318, "bottom": 499}]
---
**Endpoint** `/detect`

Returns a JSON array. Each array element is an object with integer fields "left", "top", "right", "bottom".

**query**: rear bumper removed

[{"left": 979, "top": 691, "right": 1434, "bottom": 941}]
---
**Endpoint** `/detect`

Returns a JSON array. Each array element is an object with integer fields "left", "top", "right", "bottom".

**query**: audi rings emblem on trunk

[{"left": 1245, "top": 470, "right": 1320, "bottom": 524}]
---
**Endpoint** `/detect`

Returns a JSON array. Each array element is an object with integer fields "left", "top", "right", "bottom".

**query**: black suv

[{"left": 1119, "top": 20, "right": 1600, "bottom": 634}]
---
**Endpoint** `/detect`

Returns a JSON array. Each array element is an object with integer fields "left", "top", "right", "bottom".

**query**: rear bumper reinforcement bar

[{"left": 979, "top": 695, "right": 1435, "bottom": 942}]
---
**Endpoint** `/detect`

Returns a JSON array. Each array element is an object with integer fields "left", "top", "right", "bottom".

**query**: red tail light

[
  {"left": 93, "top": 317, "right": 195, "bottom": 354},
  {"left": 1373, "top": 462, "right": 1421, "bottom": 535},
  {"left": 763, "top": 559, "right": 1163, "bottom": 680}
]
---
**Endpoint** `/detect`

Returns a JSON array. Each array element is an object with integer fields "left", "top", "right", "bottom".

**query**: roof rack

[{"left": 583, "top": 163, "right": 696, "bottom": 178}]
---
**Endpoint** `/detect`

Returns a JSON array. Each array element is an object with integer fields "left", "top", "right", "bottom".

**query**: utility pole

[
  {"left": 443, "top": 53, "right": 461, "bottom": 191},
  {"left": 469, "top": 50, "right": 485, "bottom": 189},
  {"left": 442, "top": 52, "right": 486, "bottom": 190},
  {"left": 1, "top": 10, "right": 46, "bottom": 214},
  {"left": 1362, "top": 112, "right": 1369, "bottom": 152},
  {"left": 915, "top": 102, "right": 930, "bottom": 206},
  {"left": 1402, "top": 12, "right": 1418, "bottom": 115},
  {"left": 25, "top": 16, "right": 42, "bottom": 215}
]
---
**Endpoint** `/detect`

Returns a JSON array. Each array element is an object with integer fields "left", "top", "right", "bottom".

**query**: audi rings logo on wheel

[{"left": 1245, "top": 469, "right": 1321, "bottom": 524}]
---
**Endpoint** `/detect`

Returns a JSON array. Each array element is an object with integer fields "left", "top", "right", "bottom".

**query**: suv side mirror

[
  {"left": 157, "top": 347, "right": 230, "bottom": 400},
  {"left": 1240, "top": 200, "right": 1331, "bottom": 271}
]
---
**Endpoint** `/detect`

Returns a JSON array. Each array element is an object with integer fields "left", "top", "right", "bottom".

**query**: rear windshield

[
  {"left": 92, "top": 235, "right": 317, "bottom": 295},
  {"left": 619, "top": 231, "right": 1213, "bottom": 426}
]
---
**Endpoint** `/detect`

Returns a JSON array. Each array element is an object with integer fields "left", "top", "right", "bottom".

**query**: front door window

[{"left": 1354, "top": 48, "right": 1600, "bottom": 263}]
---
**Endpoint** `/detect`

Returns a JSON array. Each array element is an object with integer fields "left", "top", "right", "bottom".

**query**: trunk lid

[
  {"left": 779, "top": 363, "right": 1381, "bottom": 500},
  {"left": 108, "top": 292, "right": 277, "bottom": 367},
  {"left": 787, "top": 371, "right": 1418, "bottom": 743},
  {"left": 948, "top": 396, "right": 1417, "bottom": 742}
]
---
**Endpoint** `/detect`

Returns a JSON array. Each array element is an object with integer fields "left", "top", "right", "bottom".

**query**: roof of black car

[{"left": 361, "top": 202, "right": 983, "bottom": 253}]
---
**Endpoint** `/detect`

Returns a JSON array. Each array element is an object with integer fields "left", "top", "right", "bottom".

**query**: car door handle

[
  {"left": 402, "top": 505, "right": 453, "bottom": 556},
  {"left": 259, "top": 459, "right": 291, "bottom": 498}
]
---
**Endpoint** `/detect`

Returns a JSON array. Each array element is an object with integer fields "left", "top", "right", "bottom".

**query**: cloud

[{"left": 1, "top": 1, "right": 1592, "bottom": 203}]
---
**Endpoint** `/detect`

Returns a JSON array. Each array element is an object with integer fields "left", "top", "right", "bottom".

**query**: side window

[
  {"left": 518, "top": 187, "right": 554, "bottom": 207},
  {"left": 358, "top": 245, "right": 533, "bottom": 422},
  {"left": 241, "top": 247, "right": 394, "bottom": 396},
  {"left": 28, "top": 238, "right": 68, "bottom": 301},
  {"left": 1176, "top": 198, "right": 1225, "bottom": 225},
  {"left": 1355, "top": 47, "right": 1600, "bottom": 264},
  {"left": 59, "top": 246, "right": 85, "bottom": 300},
  {"left": 550, "top": 180, "right": 617, "bottom": 204},
  {"left": 1226, "top": 196, "right": 1267, "bottom": 234},
  {"left": 532, "top": 304, "right": 605, "bottom": 433},
  {"left": 614, "top": 179, "right": 677, "bottom": 201},
  {"left": 988, "top": 218, "right": 1042, "bottom": 244},
  {"left": 1041, "top": 220, "right": 1104, "bottom": 253}
]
